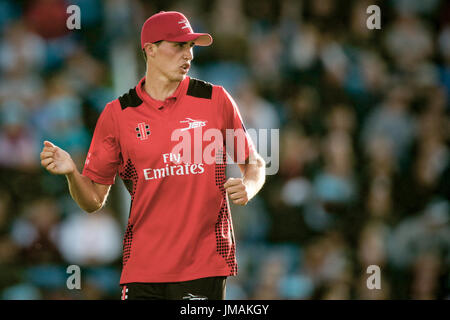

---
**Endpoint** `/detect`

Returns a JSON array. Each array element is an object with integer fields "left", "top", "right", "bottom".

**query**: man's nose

[{"left": 184, "top": 47, "right": 193, "bottom": 61}]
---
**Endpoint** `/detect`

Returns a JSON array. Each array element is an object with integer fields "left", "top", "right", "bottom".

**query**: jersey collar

[{"left": 136, "top": 76, "right": 190, "bottom": 110}]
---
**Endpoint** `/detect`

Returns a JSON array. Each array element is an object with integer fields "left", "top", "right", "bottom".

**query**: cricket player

[{"left": 40, "top": 11, "right": 266, "bottom": 300}]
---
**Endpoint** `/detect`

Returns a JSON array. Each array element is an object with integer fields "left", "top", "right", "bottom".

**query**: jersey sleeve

[
  {"left": 219, "top": 87, "right": 255, "bottom": 164},
  {"left": 82, "top": 102, "right": 121, "bottom": 185}
]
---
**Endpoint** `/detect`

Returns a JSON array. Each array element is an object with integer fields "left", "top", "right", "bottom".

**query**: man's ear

[{"left": 144, "top": 43, "right": 157, "bottom": 58}]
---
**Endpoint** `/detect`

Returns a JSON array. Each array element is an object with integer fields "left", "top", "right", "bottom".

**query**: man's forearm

[
  {"left": 66, "top": 168, "right": 104, "bottom": 213},
  {"left": 242, "top": 155, "right": 266, "bottom": 201}
]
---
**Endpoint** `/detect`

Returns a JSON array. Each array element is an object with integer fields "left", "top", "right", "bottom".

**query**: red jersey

[{"left": 82, "top": 76, "right": 254, "bottom": 284}]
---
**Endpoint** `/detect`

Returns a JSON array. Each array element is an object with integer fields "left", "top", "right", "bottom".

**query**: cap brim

[{"left": 165, "top": 33, "right": 213, "bottom": 46}]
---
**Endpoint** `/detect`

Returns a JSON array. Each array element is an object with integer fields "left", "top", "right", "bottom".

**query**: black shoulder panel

[
  {"left": 119, "top": 87, "right": 143, "bottom": 110},
  {"left": 186, "top": 78, "right": 213, "bottom": 99}
]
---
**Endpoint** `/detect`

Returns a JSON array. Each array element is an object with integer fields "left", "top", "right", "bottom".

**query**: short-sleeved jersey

[{"left": 82, "top": 76, "right": 254, "bottom": 284}]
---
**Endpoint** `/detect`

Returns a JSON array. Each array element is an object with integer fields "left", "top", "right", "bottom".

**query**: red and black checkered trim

[
  {"left": 119, "top": 159, "right": 138, "bottom": 201},
  {"left": 122, "top": 223, "right": 133, "bottom": 267},
  {"left": 119, "top": 159, "right": 138, "bottom": 267},
  {"left": 214, "top": 148, "right": 237, "bottom": 275}
]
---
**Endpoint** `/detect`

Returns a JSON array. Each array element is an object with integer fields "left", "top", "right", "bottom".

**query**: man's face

[{"left": 149, "top": 41, "right": 195, "bottom": 82}]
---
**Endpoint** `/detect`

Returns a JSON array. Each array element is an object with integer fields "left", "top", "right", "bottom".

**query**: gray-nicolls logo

[
  {"left": 121, "top": 287, "right": 128, "bottom": 300},
  {"left": 136, "top": 122, "right": 151, "bottom": 140}
]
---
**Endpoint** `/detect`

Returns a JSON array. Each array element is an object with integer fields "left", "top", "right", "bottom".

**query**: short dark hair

[{"left": 143, "top": 40, "right": 163, "bottom": 62}]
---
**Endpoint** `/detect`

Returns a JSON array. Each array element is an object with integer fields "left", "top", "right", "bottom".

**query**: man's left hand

[{"left": 224, "top": 178, "right": 250, "bottom": 206}]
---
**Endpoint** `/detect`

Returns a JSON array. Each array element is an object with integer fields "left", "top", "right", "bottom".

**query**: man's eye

[{"left": 176, "top": 42, "right": 194, "bottom": 48}]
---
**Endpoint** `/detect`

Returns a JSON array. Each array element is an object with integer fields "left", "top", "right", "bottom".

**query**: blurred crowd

[{"left": 0, "top": 0, "right": 449, "bottom": 299}]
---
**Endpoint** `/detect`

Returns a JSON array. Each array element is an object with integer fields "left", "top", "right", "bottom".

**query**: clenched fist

[
  {"left": 224, "top": 178, "right": 250, "bottom": 206},
  {"left": 40, "top": 141, "right": 76, "bottom": 175}
]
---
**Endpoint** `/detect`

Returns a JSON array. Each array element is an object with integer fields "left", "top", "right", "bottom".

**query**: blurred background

[{"left": 0, "top": 0, "right": 449, "bottom": 300}]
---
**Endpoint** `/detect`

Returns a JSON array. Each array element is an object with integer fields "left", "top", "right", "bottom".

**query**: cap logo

[{"left": 178, "top": 19, "right": 191, "bottom": 30}]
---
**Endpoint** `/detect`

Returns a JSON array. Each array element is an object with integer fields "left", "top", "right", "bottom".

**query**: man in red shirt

[{"left": 40, "top": 11, "right": 266, "bottom": 300}]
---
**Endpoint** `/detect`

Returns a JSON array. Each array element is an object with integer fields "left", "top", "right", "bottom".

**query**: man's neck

[{"left": 144, "top": 70, "right": 182, "bottom": 101}]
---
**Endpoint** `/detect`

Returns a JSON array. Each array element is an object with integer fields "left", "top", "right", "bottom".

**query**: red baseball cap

[{"left": 141, "top": 11, "right": 213, "bottom": 49}]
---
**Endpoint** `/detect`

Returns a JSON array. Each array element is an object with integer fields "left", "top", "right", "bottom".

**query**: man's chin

[{"left": 170, "top": 73, "right": 186, "bottom": 82}]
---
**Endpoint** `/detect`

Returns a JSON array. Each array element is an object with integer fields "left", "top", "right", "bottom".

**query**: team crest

[{"left": 180, "top": 118, "right": 207, "bottom": 131}]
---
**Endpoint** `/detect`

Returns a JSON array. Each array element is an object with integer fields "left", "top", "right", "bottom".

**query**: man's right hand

[
  {"left": 39, "top": 140, "right": 111, "bottom": 213},
  {"left": 40, "top": 141, "right": 76, "bottom": 175}
]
